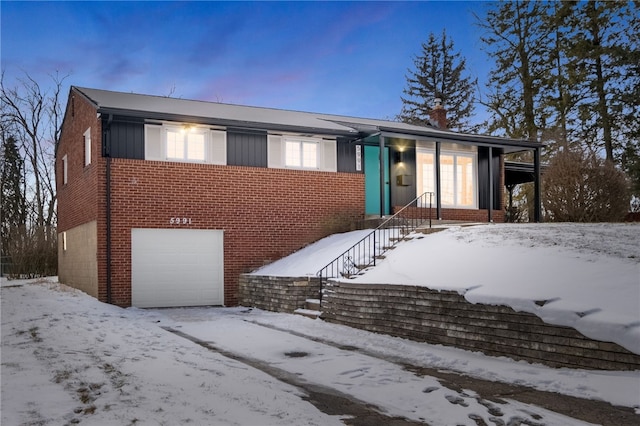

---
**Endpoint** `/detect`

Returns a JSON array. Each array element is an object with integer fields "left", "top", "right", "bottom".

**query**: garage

[{"left": 131, "top": 228, "right": 224, "bottom": 308}]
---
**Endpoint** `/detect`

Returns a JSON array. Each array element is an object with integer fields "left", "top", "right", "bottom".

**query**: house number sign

[{"left": 169, "top": 217, "right": 192, "bottom": 225}]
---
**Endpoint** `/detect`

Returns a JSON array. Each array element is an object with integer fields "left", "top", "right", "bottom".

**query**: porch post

[
  {"left": 379, "top": 135, "right": 385, "bottom": 217},
  {"left": 534, "top": 147, "right": 542, "bottom": 222},
  {"left": 488, "top": 146, "right": 493, "bottom": 223},
  {"left": 435, "top": 141, "right": 442, "bottom": 220}
]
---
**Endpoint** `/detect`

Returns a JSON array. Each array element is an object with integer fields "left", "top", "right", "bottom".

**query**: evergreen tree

[
  {"left": 562, "top": 0, "right": 638, "bottom": 163},
  {"left": 477, "top": 0, "right": 553, "bottom": 140},
  {"left": 399, "top": 30, "right": 476, "bottom": 132},
  {"left": 0, "top": 133, "right": 26, "bottom": 263}
]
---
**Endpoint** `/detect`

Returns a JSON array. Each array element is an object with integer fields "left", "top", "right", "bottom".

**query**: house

[{"left": 56, "top": 87, "right": 542, "bottom": 308}]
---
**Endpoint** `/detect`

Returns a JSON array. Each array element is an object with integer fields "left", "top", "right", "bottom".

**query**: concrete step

[
  {"left": 293, "top": 298, "right": 322, "bottom": 319},
  {"left": 293, "top": 308, "right": 322, "bottom": 319},
  {"left": 305, "top": 298, "right": 321, "bottom": 311}
]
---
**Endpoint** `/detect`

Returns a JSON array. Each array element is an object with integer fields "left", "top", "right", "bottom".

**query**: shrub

[{"left": 543, "top": 149, "right": 630, "bottom": 222}]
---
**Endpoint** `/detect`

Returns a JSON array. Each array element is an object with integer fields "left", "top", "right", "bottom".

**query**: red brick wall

[
  {"left": 106, "top": 159, "right": 365, "bottom": 306},
  {"left": 393, "top": 207, "right": 505, "bottom": 223},
  {"left": 56, "top": 91, "right": 102, "bottom": 232}
]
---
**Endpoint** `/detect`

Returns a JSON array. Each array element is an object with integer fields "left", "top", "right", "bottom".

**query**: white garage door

[{"left": 131, "top": 228, "right": 224, "bottom": 308}]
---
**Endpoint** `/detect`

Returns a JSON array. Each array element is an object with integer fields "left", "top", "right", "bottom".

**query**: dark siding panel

[
  {"left": 336, "top": 138, "right": 361, "bottom": 173},
  {"left": 391, "top": 146, "right": 416, "bottom": 207},
  {"left": 477, "top": 147, "right": 502, "bottom": 210},
  {"left": 493, "top": 151, "right": 502, "bottom": 210},
  {"left": 227, "top": 131, "right": 267, "bottom": 167},
  {"left": 478, "top": 147, "right": 489, "bottom": 210},
  {"left": 108, "top": 119, "right": 144, "bottom": 160}
]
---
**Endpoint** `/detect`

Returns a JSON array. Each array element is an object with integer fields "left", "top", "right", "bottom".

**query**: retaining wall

[
  {"left": 321, "top": 281, "right": 640, "bottom": 371},
  {"left": 239, "top": 275, "right": 321, "bottom": 313}
]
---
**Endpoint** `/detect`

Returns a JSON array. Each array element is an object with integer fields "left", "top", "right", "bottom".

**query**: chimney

[{"left": 429, "top": 98, "right": 447, "bottom": 129}]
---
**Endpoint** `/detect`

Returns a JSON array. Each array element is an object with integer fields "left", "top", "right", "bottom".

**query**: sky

[{"left": 1, "top": 1, "right": 491, "bottom": 121}]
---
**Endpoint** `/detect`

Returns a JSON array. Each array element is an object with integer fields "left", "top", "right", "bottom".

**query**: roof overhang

[
  {"left": 505, "top": 161, "right": 540, "bottom": 186},
  {"left": 73, "top": 86, "right": 544, "bottom": 153}
]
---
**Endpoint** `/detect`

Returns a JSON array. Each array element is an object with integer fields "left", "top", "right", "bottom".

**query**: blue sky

[{"left": 2, "top": 1, "right": 490, "bottom": 120}]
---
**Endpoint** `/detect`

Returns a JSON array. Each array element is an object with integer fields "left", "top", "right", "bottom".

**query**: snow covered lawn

[{"left": 254, "top": 223, "right": 640, "bottom": 355}]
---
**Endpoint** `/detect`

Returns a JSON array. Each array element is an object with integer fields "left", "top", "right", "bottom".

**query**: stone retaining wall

[
  {"left": 322, "top": 281, "right": 640, "bottom": 371},
  {"left": 239, "top": 275, "right": 320, "bottom": 313}
]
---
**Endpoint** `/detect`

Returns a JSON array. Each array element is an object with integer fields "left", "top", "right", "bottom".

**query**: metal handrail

[{"left": 317, "top": 192, "right": 433, "bottom": 305}]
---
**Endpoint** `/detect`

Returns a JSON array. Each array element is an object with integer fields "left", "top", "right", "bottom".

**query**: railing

[{"left": 317, "top": 192, "right": 433, "bottom": 304}]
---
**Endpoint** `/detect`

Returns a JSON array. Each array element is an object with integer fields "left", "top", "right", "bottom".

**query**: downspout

[
  {"left": 488, "top": 146, "right": 493, "bottom": 223},
  {"left": 379, "top": 134, "right": 385, "bottom": 217},
  {"left": 435, "top": 142, "right": 442, "bottom": 220},
  {"left": 105, "top": 114, "right": 113, "bottom": 304},
  {"left": 534, "top": 147, "right": 542, "bottom": 222}
]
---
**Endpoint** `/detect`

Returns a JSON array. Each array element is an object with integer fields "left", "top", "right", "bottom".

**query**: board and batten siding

[
  {"left": 103, "top": 116, "right": 360, "bottom": 174},
  {"left": 226, "top": 130, "right": 268, "bottom": 167}
]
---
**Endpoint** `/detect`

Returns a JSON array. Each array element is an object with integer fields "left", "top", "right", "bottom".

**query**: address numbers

[{"left": 169, "top": 217, "right": 192, "bottom": 225}]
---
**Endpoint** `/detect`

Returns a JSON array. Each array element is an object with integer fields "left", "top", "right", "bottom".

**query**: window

[
  {"left": 84, "top": 128, "right": 91, "bottom": 166},
  {"left": 417, "top": 148, "right": 476, "bottom": 208},
  {"left": 145, "top": 125, "right": 226, "bottom": 164},
  {"left": 165, "top": 127, "right": 206, "bottom": 161},
  {"left": 267, "top": 135, "right": 336, "bottom": 171},
  {"left": 285, "top": 139, "right": 318, "bottom": 169},
  {"left": 62, "top": 154, "right": 68, "bottom": 185}
]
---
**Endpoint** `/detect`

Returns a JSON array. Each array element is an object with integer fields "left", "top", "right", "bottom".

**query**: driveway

[{"left": 2, "top": 279, "right": 638, "bottom": 425}]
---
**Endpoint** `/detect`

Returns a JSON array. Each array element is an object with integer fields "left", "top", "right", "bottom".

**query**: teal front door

[{"left": 364, "top": 145, "right": 390, "bottom": 215}]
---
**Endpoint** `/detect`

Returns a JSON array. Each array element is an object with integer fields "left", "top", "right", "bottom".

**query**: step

[
  {"left": 305, "top": 298, "right": 321, "bottom": 311},
  {"left": 417, "top": 228, "right": 446, "bottom": 235},
  {"left": 293, "top": 308, "right": 322, "bottom": 320}
]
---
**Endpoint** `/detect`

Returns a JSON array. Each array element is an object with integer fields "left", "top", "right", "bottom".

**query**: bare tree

[{"left": 0, "top": 71, "right": 67, "bottom": 276}]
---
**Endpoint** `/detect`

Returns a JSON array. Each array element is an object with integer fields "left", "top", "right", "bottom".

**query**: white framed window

[
  {"left": 84, "top": 128, "right": 91, "bottom": 166},
  {"left": 62, "top": 154, "right": 68, "bottom": 184},
  {"left": 267, "top": 134, "right": 336, "bottom": 171},
  {"left": 285, "top": 138, "right": 319, "bottom": 169},
  {"left": 165, "top": 127, "right": 206, "bottom": 162},
  {"left": 417, "top": 148, "right": 477, "bottom": 208},
  {"left": 144, "top": 124, "right": 225, "bottom": 165}
]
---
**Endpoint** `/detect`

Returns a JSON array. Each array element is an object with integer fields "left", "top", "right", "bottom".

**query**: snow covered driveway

[
  {"left": 2, "top": 278, "right": 639, "bottom": 425},
  {"left": 159, "top": 311, "right": 595, "bottom": 425},
  {"left": 1, "top": 280, "right": 343, "bottom": 426}
]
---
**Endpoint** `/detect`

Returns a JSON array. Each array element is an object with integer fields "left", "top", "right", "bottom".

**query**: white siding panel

[
  {"left": 131, "top": 229, "right": 224, "bottom": 308},
  {"left": 144, "top": 125, "right": 163, "bottom": 160},
  {"left": 267, "top": 135, "right": 283, "bottom": 168},
  {"left": 321, "top": 139, "right": 337, "bottom": 172},
  {"left": 208, "top": 130, "right": 227, "bottom": 165}
]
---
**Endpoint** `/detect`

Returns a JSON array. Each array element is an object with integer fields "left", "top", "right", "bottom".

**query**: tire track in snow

[{"left": 162, "top": 326, "right": 426, "bottom": 426}]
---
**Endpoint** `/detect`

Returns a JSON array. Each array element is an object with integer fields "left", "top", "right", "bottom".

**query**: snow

[
  {"left": 1, "top": 279, "right": 344, "bottom": 426},
  {"left": 253, "top": 223, "right": 640, "bottom": 354},
  {"left": 2, "top": 278, "right": 638, "bottom": 425},
  {"left": 2, "top": 223, "right": 639, "bottom": 424}
]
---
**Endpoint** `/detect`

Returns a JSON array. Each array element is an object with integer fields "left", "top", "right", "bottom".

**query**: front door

[{"left": 364, "top": 145, "right": 390, "bottom": 215}]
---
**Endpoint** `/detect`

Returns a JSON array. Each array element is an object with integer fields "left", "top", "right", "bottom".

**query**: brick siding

[
  {"left": 101, "top": 159, "right": 364, "bottom": 306},
  {"left": 393, "top": 206, "right": 506, "bottom": 223},
  {"left": 57, "top": 91, "right": 365, "bottom": 307},
  {"left": 57, "top": 92, "right": 102, "bottom": 232}
]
